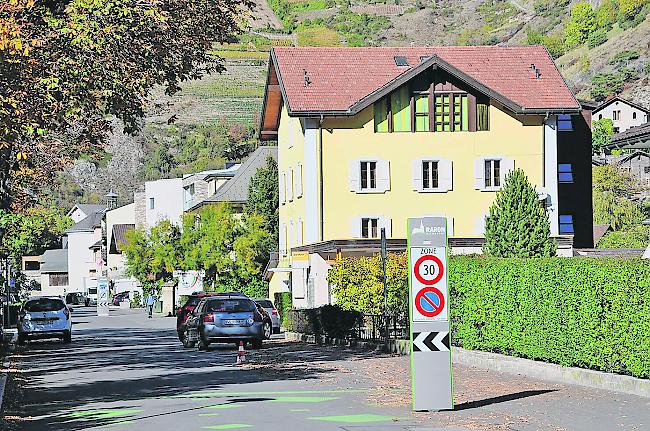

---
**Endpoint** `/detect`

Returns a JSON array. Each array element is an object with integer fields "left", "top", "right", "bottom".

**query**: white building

[
  {"left": 105, "top": 202, "right": 139, "bottom": 295},
  {"left": 64, "top": 210, "right": 104, "bottom": 295},
  {"left": 182, "top": 164, "right": 240, "bottom": 211},
  {"left": 593, "top": 97, "right": 649, "bottom": 133},
  {"left": 66, "top": 204, "right": 106, "bottom": 224},
  {"left": 135, "top": 178, "right": 184, "bottom": 229},
  {"left": 39, "top": 249, "right": 69, "bottom": 297}
]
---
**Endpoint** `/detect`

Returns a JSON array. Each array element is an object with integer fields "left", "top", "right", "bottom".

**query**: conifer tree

[{"left": 483, "top": 169, "right": 556, "bottom": 257}]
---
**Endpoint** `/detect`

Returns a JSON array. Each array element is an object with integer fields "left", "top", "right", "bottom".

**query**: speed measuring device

[{"left": 407, "top": 216, "right": 453, "bottom": 411}]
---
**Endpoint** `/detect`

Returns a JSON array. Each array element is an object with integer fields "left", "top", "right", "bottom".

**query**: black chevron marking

[
  {"left": 412, "top": 332, "right": 421, "bottom": 352},
  {"left": 423, "top": 332, "right": 437, "bottom": 351},
  {"left": 441, "top": 332, "right": 450, "bottom": 350}
]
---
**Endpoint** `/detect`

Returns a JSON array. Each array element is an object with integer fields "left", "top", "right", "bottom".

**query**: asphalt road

[{"left": 2, "top": 307, "right": 649, "bottom": 431}]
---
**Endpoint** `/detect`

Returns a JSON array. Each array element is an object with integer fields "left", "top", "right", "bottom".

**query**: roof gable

[
  {"left": 594, "top": 97, "right": 650, "bottom": 115},
  {"left": 264, "top": 46, "right": 579, "bottom": 119}
]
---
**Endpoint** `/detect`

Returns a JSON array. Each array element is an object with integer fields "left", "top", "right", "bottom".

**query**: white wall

[
  {"left": 594, "top": 101, "right": 649, "bottom": 132},
  {"left": 145, "top": 178, "right": 184, "bottom": 228},
  {"left": 106, "top": 203, "right": 136, "bottom": 271},
  {"left": 68, "top": 207, "right": 88, "bottom": 224},
  {"left": 67, "top": 230, "right": 100, "bottom": 293}
]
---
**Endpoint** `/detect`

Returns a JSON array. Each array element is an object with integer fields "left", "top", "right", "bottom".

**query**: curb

[
  {"left": 0, "top": 330, "right": 16, "bottom": 412},
  {"left": 285, "top": 331, "right": 650, "bottom": 398}
]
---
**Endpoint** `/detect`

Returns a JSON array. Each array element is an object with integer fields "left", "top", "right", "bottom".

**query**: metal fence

[{"left": 353, "top": 313, "right": 409, "bottom": 342}]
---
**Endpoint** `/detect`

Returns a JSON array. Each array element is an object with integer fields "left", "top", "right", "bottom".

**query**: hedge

[
  {"left": 287, "top": 305, "right": 362, "bottom": 340},
  {"left": 449, "top": 256, "right": 650, "bottom": 379}
]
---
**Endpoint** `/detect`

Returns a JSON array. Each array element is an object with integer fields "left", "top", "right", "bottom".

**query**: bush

[
  {"left": 449, "top": 256, "right": 650, "bottom": 378},
  {"left": 132, "top": 291, "right": 142, "bottom": 308},
  {"left": 590, "top": 73, "right": 624, "bottom": 101},
  {"left": 288, "top": 305, "right": 362, "bottom": 339},
  {"left": 274, "top": 292, "right": 292, "bottom": 327},
  {"left": 598, "top": 225, "right": 650, "bottom": 248},
  {"left": 587, "top": 28, "right": 608, "bottom": 48}
]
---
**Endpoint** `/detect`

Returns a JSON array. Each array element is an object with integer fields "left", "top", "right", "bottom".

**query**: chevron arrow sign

[{"left": 412, "top": 331, "right": 450, "bottom": 352}]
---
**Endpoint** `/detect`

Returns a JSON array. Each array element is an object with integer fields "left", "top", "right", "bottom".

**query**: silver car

[
  {"left": 18, "top": 297, "right": 72, "bottom": 345},
  {"left": 253, "top": 298, "right": 280, "bottom": 334}
]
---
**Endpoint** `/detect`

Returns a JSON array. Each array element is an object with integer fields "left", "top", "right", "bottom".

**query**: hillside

[{"left": 51, "top": 0, "right": 650, "bottom": 208}]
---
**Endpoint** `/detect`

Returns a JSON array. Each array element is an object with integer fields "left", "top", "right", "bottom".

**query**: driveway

[{"left": 2, "top": 307, "right": 649, "bottom": 430}]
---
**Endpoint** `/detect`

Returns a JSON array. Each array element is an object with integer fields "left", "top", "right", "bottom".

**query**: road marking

[
  {"left": 175, "top": 389, "right": 367, "bottom": 398},
  {"left": 199, "top": 413, "right": 221, "bottom": 417},
  {"left": 309, "top": 414, "right": 398, "bottom": 423},
  {"left": 202, "top": 425, "right": 252, "bottom": 430},
  {"left": 67, "top": 409, "right": 144, "bottom": 419},
  {"left": 205, "top": 404, "right": 243, "bottom": 409}
]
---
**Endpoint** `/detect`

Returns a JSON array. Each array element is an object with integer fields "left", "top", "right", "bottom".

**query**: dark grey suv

[{"left": 183, "top": 294, "right": 272, "bottom": 350}]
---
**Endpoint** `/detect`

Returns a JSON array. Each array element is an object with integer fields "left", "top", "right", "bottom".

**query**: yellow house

[{"left": 260, "top": 46, "right": 593, "bottom": 308}]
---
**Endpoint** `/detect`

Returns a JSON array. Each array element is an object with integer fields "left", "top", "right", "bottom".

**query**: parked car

[
  {"left": 253, "top": 298, "right": 280, "bottom": 334},
  {"left": 183, "top": 294, "right": 272, "bottom": 350},
  {"left": 65, "top": 292, "right": 87, "bottom": 306},
  {"left": 176, "top": 292, "right": 225, "bottom": 342},
  {"left": 85, "top": 286, "right": 97, "bottom": 306},
  {"left": 112, "top": 291, "right": 129, "bottom": 306},
  {"left": 17, "top": 297, "right": 72, "bottom": 345}
]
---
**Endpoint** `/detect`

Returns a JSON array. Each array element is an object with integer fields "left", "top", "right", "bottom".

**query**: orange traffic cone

[{"left": 235, "top": 341, "right": 247, "bottom": 365}]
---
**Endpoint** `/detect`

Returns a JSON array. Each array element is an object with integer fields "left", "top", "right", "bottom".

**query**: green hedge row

[{"left": 449, "top": 256, "right": 650, "bottom": 379}]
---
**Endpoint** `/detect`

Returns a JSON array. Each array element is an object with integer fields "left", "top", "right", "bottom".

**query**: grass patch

[
  {"left": 289, "top": 0, "right": 329, "bottom": 12},
  {"left": 296, "top": 26, "right": 340, "bottom": 46}
]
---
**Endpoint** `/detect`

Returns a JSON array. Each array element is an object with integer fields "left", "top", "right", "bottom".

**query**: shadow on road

[
  {"left": 3, "top": 308, "right": 397, "bottom": 431},
  {"left": 453, "top": 389, "right": 557, "bottom": 411}
]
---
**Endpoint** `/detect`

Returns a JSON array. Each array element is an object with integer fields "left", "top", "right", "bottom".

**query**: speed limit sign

[{"left": 411, "top": 248, "right": 448, "bottom": 322}]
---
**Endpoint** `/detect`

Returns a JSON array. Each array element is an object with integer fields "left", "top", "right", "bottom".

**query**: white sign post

[
  {"left": 408, "top": 217, "right": 453, "bottom": 411},
  {"left": 97, "top": 278, "right": 109, "bottom": 316}
]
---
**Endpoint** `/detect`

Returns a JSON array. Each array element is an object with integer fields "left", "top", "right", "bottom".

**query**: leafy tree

[
  {"left": 592, "top": 165, "right": 645, "bottom": 230},
  {"left": 541, "top": 34, "right": 567, "bottom": 59},
  {"left": 246, "top": 155, "right": 279, "bottom": 238},
  {"left": 592, "top": 118, "right": 614, "bottom": 154},
  {"left": 590, "top": 73, "right": 624, "bottom": 101},
  {"left": 593, "top": 164, "right": 639, "bottom": 196},
  {"left": 564, "top": 2, "right": 596, "bottom": 47},
  {"left": 0, "top": 0, "right": 249, "bottom": 213},
  {"left": 610, "top": 50, "right": 640, "bottom": 65},
  {"left": 0, "top": 205, "right": 72, "bottom": 264},
  {"left": 587, "top": 28, "right": 608, "bottom": 48},
  {"left": 122, "top": 220, "right": 182, "bottom": 295},
  {"left": 618, "top": 0, "right": 647, "bottom": 19},
  {"left": 483, "top": 169, "right": 556, "bottom": 257},
  {"left": 595, "top": 0, "right": 617, "bottom": 29}
]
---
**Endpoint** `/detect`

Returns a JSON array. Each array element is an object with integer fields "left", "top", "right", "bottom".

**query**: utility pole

[{"left": 380, "top": 228, "right": 388, "bottom": 344}]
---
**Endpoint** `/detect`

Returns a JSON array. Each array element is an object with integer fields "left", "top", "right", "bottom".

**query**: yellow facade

[{"left": 278, "top": 101, "right": 546, "bottom": 242}]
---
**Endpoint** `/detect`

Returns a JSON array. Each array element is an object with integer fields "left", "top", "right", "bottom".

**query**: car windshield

[
  {"left": 207, "top": 299, "right": 255, "bottom": 313},
  {"left": 184, "top": 296, "right": 202, "bottom": 307},
  {"left": 89, "top": 288, "right": 97, "bottom": 294},
  {"left": 25, "top": 298, "right": 65, "bottom": 312},
  {"left": 255, "top": 300, "right": 274, "bottom": 308}
]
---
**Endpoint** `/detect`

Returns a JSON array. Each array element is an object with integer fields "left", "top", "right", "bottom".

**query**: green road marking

[
  {"left": 309, "top": 414, "right": 397, "bottom": 423},
  {"left": 174, "top": 389, "right": 366, "bottom": 398},
  {"left": 289, "top": 409, "right": 311, "bottom": 412},
  {"left": 199, "top": 413, "right": 221, "bottom": 417},
  {"left": 67, "top": 409, "right": 144, "bottom": 419},
  {"left": 202, "top": 425, "right": 252, "bottom": 430},
  {"left": 206, "top": 404, "right": 243, "bottom": 410},
  {"left": 270, "top": 396, "right": 338, "bottom": 403}
]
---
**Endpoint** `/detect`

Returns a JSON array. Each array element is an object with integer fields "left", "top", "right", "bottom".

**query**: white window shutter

[
  {"left": 279, "top": 173, "right": 286, "bottom": 203},
  {"left": 287, "top": 168, "right": 294, "bottom": 201},
  {"left": 350, "top": 217, "right": 361, "bottom": 238},
  {"left": 446, "top": 217, "right": 454, "bottom": 237},
  {"left": 412, "top": 159, "right": 423, "bottom": 191},
  {"left": 379, "top": 216, "right": 392, "bottom": 237},
  {"left": 295, "top": 163, "right": 303, "bottom": 197},
  {"left": 348, "top": 160, "right": 360, "bottom": 192},
  {"left": 377, "top": 160, "right": 391, "bottom": 192},
  {"left": 296, "top": 219, "right": 303, "bottom": 245},
  {"left": 279, "top": 223, "right": 286, "bottom": 254},
  {"left": 501, "top": 158, "right": 515, "bottom": 184},
  {"left": 440, "top": 159, "right": 453, "bottom": 192},
  {"left": 288, "top": 221, "right": 294, "bottom": 249},
  {"left": 474, "top": 159, "right": 484, "bottom": 190}
]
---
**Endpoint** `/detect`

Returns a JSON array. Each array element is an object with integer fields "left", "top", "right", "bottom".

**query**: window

[
  {"left": 633, "top": 112, "right": 637, "bottom": 119},
  {"left": 559, "top": 215, "right": 575, "bottom": 234},
  {"left": 453, "top": 94, "right": 469, "bottom": 131},
  {"left": 24, "top": 261, "right": 40, "bottom": 271},
  {"left": 558, "top": 163, "right": 574, "bottom": 183},
  {"left": 484, "top": 159, "right": 501, "bottom": 188},
  {"left": 644, "top": 166, "right": 650, "bottom": 174},
  {"left": 477, "top": 102, "right": 489, "bottom": 131},
  {"left": 613, "top": 110, "right": 621, "bottom": 120},
  {"left": 613, "top": 127, "right": 620, "bottom": 133},
  {"left": 374, "top": 99, "right": 389, "bottom": 133},
  {"left": 414, "top": 93, "right": 429, "bottom": 132},
  {"left": 361, "top": 218, "right": 379, "bottom": 239},
  {"left": 295, "top": 163, "right": 303, "bottom": 198},
  {"left": 49, "top": 273, "right": 68, "bottom": 287},
  {"left": 287, "top": 168, "right": 294, "bottom": 201},
  {"left": 279, "top": 172, "right": 286, "bottom": 204},
  {"left": 422, "top": 161, "right": 439, "bottom": 189},
  {"left": 391, "top": 87, "right": 410, "bottom": 132},
  {"left": 598, "top": 114, "right": 602, "bottom": 120},
  {"left": 360, "top": 161, "right": 377, "bottom": 190},
  {"left": 149, "top": 197, "right": 155, "bottom": 210},
  {"left": 557, "top": 114, "right": 573, "bottom": 131},
  {"left": 434, "top": 94, "right": 451, "bottom": 131}
]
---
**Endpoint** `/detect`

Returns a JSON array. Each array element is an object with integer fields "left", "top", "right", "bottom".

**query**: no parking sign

[{"left": 408, "top": 217, "right": 453, "bottom": 411}]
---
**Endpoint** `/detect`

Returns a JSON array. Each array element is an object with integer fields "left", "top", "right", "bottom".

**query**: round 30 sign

[{"left": 414, "top": 254, "right": 444, "bottom": 285}]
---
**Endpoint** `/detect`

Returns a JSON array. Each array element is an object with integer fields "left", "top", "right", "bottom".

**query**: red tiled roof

[{"left": 271, "top": 46, "right": 580, "bottom": 114}]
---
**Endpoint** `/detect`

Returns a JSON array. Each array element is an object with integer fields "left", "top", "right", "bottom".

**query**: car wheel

[
  {"left": 263, "top": 321, "right": 272, "bottom": 340},
  {"left": 178, "top": 329, "right": 186, "bottom": 343},
  {"left": 17, "top": 333, "right": 27, "bottom": 346},
  {"left": 63, "top": 331, "right": 72, "bottom": 343},
  {"left": 85, "top": 299, "right": 90, "bottom": 307},
  {"left": 252, "top": 339, "right": 263, "bottom": 349},
  {"left": 183, "top": 329, "right": 196, "bottom": 348}
]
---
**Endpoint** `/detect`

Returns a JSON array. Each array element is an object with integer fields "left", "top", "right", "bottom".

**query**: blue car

[
  {"left": 18, "top": 297, "right": 72, "bottom": 345},
  {"left": 183, "top": 294, "right": 271, "bottom": 350}
]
